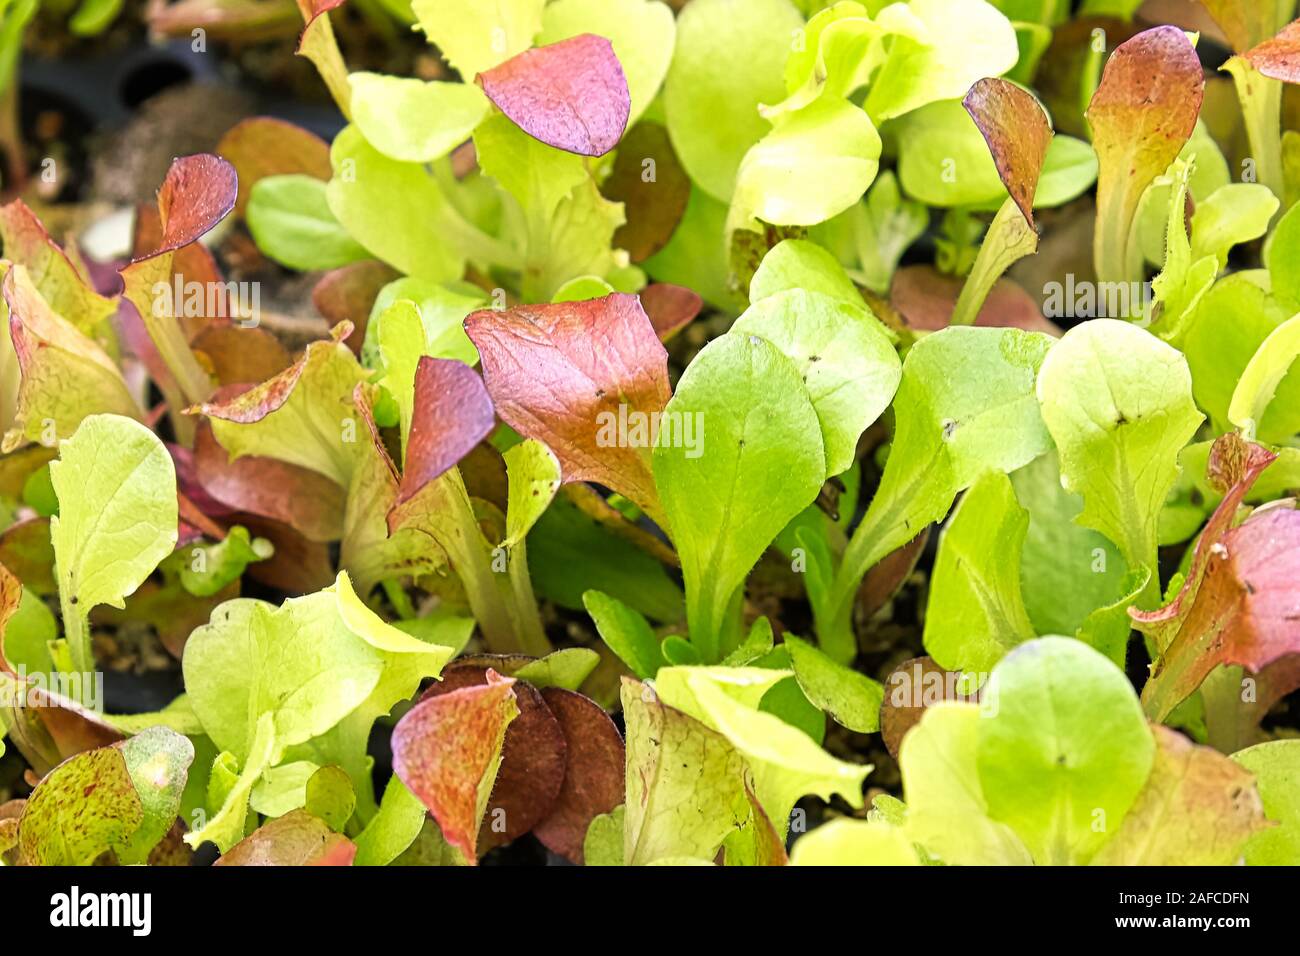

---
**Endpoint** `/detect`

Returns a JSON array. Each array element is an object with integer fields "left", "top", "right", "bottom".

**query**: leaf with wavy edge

[
  {"left": 1135, "top": 435, "right": 1300, "bottom": 720},
  {"left": 1, "top": 264, "right": 140, "bottom": 453}
]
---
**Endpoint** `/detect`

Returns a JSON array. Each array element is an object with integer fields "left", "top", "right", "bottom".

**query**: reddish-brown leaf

[
  {"left": 216, "top": 116, "right": 333, "bottom": 217},
  {"left": 858, "top": 527, "right": 930, "bottom": 623},
  {"left": 963, "top": 78, "right": 1053, "bottom": 228},
  {"left": 602, "top": 122, "right": 690, "bottom": 261},
  {"left": 135, "top": 154, "right": 238, "bottom": 260},
  {"left": 1139, "top": 507, "right": 1300, "bottom": 721},
  {"left": 191, "top": 419, "right": 345, "bottom": 542},
  {"left": 215, "top": 809, "right": 356, "bottom": 866},
  {"left": 1, "top": 681, "right": 124, "bottom": 777},
  {"left": 422, "top": 663, "right": 568, "bottom": 854},
  {"left": 392, "top": 670, "right": 520, "bottom": 864},
  {"left": 1086, "top": 26, "right": 1204, "bottom": 281},
  {"left": 477, "top": 34, "right": 630, "bottom": 157},
  {"left": 395, "top": 357, "right": 497, "bottom": 505},
  {"left": 640, "top": 283, "right": 703, "bottom": 343},
  {"left": 311, "top": 260, "right": 400, "bottom": 356},
  {"left": 465, "top": 293, "right": 670, "bottom": 523},
  {"left": 1243, "top": 19, "right": 1300, "bottom": 84},
  {"left": 191, "top": 325, "right": 292, "bottom": 388},
  {"left": 890, "top": 265, "right": 1061, "bottom": 335},
  {"left": 1133, "top": 434, "right": 1300, "bottom": 719},
  {"left": 237, "top": 514, "right": 336, "bottom": 593},
  {"left": 532, "top": 687, "right": 625, "bottom": 863},
  {"left": 879, "top": 656, "right": 978, "bottom": 759}
]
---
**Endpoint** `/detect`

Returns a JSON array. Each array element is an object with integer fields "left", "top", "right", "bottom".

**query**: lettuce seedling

[
  {"left": 948, "top": 77, "right": 1051, "bottom": 326},
  {"left": 7, "top": 0, "right": 1300, "bottom": 874},
  {"left": 808, "top": 638, "right": 1270, "bottom": 866},
  {"left": 1134, "top": 434, "right": 1300, "bottom": 724},
  {"left": 1087, "top": 26, "right": 1203, "bottom": 291},
  {"left": 1204, "top": 3, "right": 1299, "bottom": 204}
]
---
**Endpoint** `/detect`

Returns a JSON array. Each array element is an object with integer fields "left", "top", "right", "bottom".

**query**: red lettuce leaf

[
  {"left": 396, "top": 357, "right": 497, "bottom": 504},
  {"left": 477, "top": 33, "right": 631, "bottom": 157},
  {"left": 1132, "top": 434, "right": 1300, "bottom": 719},
  {"left": 465, "top": 293, "right": 670, "bottom": 523},
  {"left": 391, "top": 669, "right": 520, "bottom": 864}
]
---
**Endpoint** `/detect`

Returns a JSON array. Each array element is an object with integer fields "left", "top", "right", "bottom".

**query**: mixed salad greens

[{"left": 0, "top": 0, "right": 1299, "bottom": 867}]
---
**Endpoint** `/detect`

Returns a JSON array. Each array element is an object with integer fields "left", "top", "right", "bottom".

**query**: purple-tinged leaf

[
  {"left": 396, "top": 357, "right": 496, "bottom": 503},
  {"left": 963, "top": 77, "right": 1053, "bottom": 228},
  {"left": 465, "top": 293, "right": 670, "bottom": 523},
  {"left": 477, "top": 34, "right": 630, "bottom": 157}
]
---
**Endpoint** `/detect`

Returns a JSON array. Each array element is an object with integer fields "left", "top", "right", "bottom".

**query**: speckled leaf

[
  {"left": 17, "top": 746, "right": 143, "bottom": 865},
  {"left": 392, "top": 670, "right": 520, "bottom": 864},
  {"left": 115, "top": 726, "right": 195, "bottom": 865},
  {"left": 215, "top": 808, "right": 356, "bottom": 865},
  {"left": 1243, "top": 19, "right": 1300, "bottom": 82},
  {"left": 962, "top": 77, "right": 1052, "bottom": 227}
]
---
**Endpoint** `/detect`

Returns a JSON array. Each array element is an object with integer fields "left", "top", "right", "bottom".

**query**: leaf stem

[
  {"left": 950, "top": 198, "right": 1039, "bottom": 327},
  {"left": 1225, "top": 58, "right": 1285, "bottom": 206}
]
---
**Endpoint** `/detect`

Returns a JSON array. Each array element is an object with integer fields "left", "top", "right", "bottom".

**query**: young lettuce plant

[
  {"left": 591, "top": 665, "right": 870, "bottom": 865},
  {"left": 1087, "top": 26, "right": 1204, "bottom": 293},
  {"left": 1202, "top": 2, "right": 1299, "bottom": 205},
  {"left": 249, "top": 0, "right": 660, "bottom": 305},
  {"left": 948, "top": 77, "right": 1051, "bottom": 326},
  {"left": 792, "top": 638, "right": 1289, "bottom": 866},
  {"left": 818, "top": 318, "right": 1053, "bottom": 662},
  {"left": 390, "top": 652, "right": 621, "bottom": 865}
]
